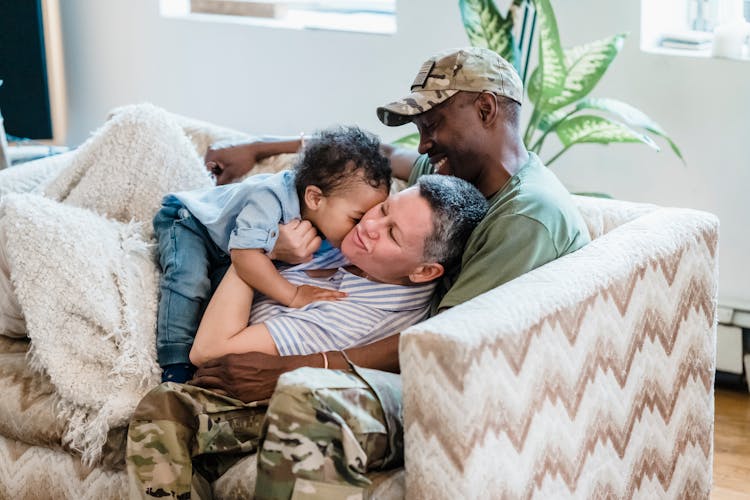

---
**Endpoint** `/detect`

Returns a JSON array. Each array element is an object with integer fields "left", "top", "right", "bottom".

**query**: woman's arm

[
  {"left": 190, "top": 262, "right": 347, "bottom": 366},
  {"left": 191, "top": 333, "right": 401, "bottom": 402},
  {"left": 190, "top": 265, "right": 279, "bottom": 367}
]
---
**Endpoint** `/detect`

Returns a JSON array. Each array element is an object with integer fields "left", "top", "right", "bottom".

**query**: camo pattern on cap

[{"left": 377, "top": 47, "right": 523, "bottom": 126}]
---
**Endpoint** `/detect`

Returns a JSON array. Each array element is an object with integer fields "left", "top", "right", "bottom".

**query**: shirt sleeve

[
  {"left": 407, "top": 155, "right": 434, "bottom": 187},
  {"left": 228, "top": 188, "right": 285, "bottom": 253},
  {"left": 438, "top": 214, "right": 559, "bottom": 310}
]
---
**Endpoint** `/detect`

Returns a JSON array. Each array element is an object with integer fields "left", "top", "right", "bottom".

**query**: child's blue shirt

[{"left": 165, "top": 170, "right": 299, "bottom": 254}]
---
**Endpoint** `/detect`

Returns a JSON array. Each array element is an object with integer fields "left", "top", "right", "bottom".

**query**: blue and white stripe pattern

[{"left": 252, "top": 248, "right": 437, "bottom": 355}]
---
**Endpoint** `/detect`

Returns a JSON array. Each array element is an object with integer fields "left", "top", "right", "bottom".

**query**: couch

[{"left": 0, "top": 106, "right": 717, "bottom": 499}]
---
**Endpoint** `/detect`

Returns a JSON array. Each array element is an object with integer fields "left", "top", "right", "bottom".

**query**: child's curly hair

[{"left": 294, "top": 126, "right": 391, "bottom": 199}]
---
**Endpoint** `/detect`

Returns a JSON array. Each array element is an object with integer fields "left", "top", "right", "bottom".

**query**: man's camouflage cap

[{"left": 377, "top": 47, "right": 523, "bottom": 127}]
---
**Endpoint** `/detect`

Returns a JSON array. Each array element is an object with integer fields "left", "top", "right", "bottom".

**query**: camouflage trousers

[{"left": 126, "top": 366, "right": 403, "bottom": 500}]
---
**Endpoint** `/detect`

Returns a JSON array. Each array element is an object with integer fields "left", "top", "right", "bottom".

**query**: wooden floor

[{"left": 712, "top": 388, "right": 750, "bottom": 499}]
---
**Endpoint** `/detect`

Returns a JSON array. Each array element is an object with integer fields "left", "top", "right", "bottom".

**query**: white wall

[{"left": 58, "top": 0, "right": 750, "bottom": 306}]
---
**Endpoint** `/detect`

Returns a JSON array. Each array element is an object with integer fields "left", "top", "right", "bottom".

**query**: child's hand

[{"left": 289, "top": 285, "right": 346, "bottom": 308}]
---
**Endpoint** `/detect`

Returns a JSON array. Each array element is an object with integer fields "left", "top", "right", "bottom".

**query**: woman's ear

[
  {"left": 304, "top": 185, "right": 324, "bottom": 211},
  {"left": 408, "top": 262, "right": 444, "bottom": 284}
]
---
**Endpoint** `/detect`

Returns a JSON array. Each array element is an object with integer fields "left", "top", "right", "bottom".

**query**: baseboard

[{"left": 715, "top": 370, "right": 749, "bottom": 391}]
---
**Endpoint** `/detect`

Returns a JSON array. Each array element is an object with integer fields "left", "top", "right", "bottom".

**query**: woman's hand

[
  {"left": 190, "top": 352, "right": 325, "bottom": 402},
  {"left": 204, "top": 141, "right": 259, "bottom": 185},
  {"left": 289, "top": 285, "right": 346, "bottom": 308}
]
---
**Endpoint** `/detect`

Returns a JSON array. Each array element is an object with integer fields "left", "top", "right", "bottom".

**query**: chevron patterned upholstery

[
  {"left": 401, "top": 205, "right": 718, "bottom": 499},
  {"left": 0, "top": 115, "right": 718, "bottom": 499}
]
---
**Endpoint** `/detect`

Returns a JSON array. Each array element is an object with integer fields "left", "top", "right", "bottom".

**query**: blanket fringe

[{"left": 58, "top": 396, "right": 137, "bottom": 466}]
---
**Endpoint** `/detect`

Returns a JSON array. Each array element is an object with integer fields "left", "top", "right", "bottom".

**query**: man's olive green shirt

[{"left": 409, "top": 152, "right": 590, "bottom": 311}]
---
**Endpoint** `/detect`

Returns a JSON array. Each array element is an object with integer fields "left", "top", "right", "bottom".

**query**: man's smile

[{"left": 433, "top": 156, "right": 449, "bottom": 174}]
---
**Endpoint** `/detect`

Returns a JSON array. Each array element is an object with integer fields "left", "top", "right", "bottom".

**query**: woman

[{"left": 189, "top": 175, "right": 488, "bottom": 366}]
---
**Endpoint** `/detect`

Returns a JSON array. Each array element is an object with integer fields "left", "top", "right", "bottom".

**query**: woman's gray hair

[{"left": 416, "top": 175, "right": 488, "bottom": 269}]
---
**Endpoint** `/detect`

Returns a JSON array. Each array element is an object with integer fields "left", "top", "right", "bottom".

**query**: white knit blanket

[{"left": 0, "top": 104, "right": 213, "bottom": 464}]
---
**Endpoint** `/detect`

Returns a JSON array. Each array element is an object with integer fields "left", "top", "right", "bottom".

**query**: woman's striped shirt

[{"left": 250, "top": 248, "right": 436, "bottom": 355}]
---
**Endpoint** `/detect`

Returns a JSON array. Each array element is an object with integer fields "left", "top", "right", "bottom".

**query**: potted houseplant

[{"left": 396, "top": 0, "right": 683, "bottom": 168}]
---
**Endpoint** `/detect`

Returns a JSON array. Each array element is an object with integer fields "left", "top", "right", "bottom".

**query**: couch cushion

[
  {"left": 573, "top": 195, "right": 658, "bottom": 240},
  {"left": 0, "top": 343, "right": 127, "bottom": 469},
  {"left": 0, "top": 434, "right": 127, "bottom": 499}
]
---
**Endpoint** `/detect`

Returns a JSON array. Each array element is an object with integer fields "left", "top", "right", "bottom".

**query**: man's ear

[
  {"left": 476, "top": 92, "right": 498, "bottom": 125},
  {"left": 303, "top": 185, "right": 324, "bottom": 211},
  {"left": 408, "top": 262, "right": 444, "bottom": 284}
]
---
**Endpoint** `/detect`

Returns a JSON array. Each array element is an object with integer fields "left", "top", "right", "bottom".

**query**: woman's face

[{"left": 340, "top": 187, "right": 434, "bottom": 285}]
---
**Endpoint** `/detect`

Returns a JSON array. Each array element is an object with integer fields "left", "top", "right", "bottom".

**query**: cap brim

[{"left": 376, "top": 89, "right": 459, "bottom": 126}]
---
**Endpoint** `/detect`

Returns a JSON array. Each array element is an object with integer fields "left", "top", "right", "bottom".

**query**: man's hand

[
  {"left": 190, "top": 352, "right": 325, "bottom": 402},
  {"left": 289, "top": 285, "right": 346, "bottom": 308},
  {"left": 267, "top": 219, "right": 322, "bottom": 264},
  {"left": 204, "top": 141, "right": 259, "bottom": 185}
]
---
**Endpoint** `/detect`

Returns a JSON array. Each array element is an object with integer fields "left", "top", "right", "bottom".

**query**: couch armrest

[{"left": 400, "top": 208, "right": 718, "bottom": 498}]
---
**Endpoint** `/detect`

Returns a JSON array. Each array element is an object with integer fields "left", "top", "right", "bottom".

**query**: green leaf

[
  {"left": 526, "top": 65, "right": 542, "bottom": 106},
  {"left": 459, "top": 0, "right": 520, "bottom": 71},
  {"left": 538, "top": 108, "right": 568, "bottom": 132},
  {"left": 570, "top": 97, "right": 684, "bottom": 162},
  {"left": 392, "top": 133, "right": 420, "bottom": 149},
  {"left": 531, "top": 0, "right": 565, "bottom": 105},
  {"left": 546, "top": 34, "right": 626, "bottom": 113},
  {"left": 555, "top": 115, "right": 660, "bottom": 150},
  {"left": 528, "top": 34, "right": 626, "bottom": 111}
]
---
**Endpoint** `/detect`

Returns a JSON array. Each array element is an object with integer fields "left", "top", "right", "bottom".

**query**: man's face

[
  {"left": 411, "top": 93, "right": 487, "bottom": 186},
  {"left": 340, "top": 187, "right": 433, "bottom": 285}
]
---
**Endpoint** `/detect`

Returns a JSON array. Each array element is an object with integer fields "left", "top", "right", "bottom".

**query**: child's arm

[{"left": 231, "top": 248, "right": 346, "bottom": 307}]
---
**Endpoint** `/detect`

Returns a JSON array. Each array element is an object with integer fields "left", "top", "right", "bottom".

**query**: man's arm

[
  {"left": 205, "top": 136, "right": 303, "bottom": 185},
  {"left": 190, "top": 334, "right": 400, "bottom": 402},
  {"left": 380, "top": 143, "right": 420, "bottom": 181},
  {"left": 207, "top": 136, "right": 419, "bottom": 186}
]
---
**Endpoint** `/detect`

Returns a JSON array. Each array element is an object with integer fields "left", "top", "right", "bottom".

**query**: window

[
  {"left": 160, "top": 0, "right": 396, "bottom": 35},
  {"left": 641, "top": 0, "right": 750, "bottom": 60},
  {"left": 687, "top": 0, "right": 750, "bottom": 30}
]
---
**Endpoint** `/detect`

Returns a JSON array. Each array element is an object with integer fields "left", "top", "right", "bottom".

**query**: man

[
  {"left": 127, "top": 176, "right": 488, "bottom": 499},
  {"left": 133, "top": 47, "right": 591, "bottom": 498}
]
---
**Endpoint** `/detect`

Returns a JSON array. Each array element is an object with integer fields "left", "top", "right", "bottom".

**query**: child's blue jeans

[{"left": 153, "top": 197, "right": 230, "bottom": 373}]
